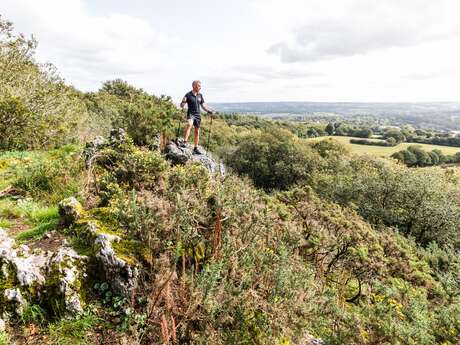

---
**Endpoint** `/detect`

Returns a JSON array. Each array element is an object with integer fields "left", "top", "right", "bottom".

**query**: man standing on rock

[{"left": 180, "top": 80, "right": 214, "bottom": 154}]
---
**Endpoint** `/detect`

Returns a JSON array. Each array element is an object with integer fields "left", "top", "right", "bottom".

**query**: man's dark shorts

[{"left": 187, "top": 114, "right": 201, "bottom": 128}]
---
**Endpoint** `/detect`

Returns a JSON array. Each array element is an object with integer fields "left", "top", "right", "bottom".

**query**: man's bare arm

[
  {"left": 180, "top": 96, "right": 187, "bottom": 109},
  {"left": 201, "top": 103, "right": 214, "bottom": 114}
]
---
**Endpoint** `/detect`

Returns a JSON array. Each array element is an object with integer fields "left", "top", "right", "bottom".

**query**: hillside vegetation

[
  {"left": 306, "top": 136, "right": 460, "bottom": 156},
  {"left": 1, "top": 16, "right": 460, "bottom": 345}
]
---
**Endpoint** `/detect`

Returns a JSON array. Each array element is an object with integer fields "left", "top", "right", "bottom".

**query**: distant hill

[{"left": 209, "top": 101, "right": 460, "bottom": 131}]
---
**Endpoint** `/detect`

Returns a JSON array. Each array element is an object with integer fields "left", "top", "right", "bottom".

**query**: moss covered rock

[{"left": 58, "top": 197, "right": 84, "bottom": 226}]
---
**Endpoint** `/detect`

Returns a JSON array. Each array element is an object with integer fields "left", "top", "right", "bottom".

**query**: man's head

[{"left": 192, "top": 80, "right": 201, "bottom": 93}]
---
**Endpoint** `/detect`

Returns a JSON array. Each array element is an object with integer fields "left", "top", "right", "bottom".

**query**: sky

[{"left": 3, "top": 0, "right": 460, "bottom": 103}]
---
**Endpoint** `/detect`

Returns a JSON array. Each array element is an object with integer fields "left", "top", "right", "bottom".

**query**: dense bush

[
  {"left": 408, "top": 134, "right": 460, "bottom": 147},
  {"left": 2, "top": 145, "right": 85, "bottom": 203},
  {"left": 350, "top": 138, "right": 397, "bottom": 146},
  {"left": 313, "top": 155, "right": 460, "bottom": 247},
  {"left": 100, "top": 79, "right": 178, "bottom": 147},
  {"left": 392, "top": 145, "right": 460, "bottom": 167},
  {"left": 224, "top": 128, "right": 322, "bottom": 191},
  {"left": 85, "top": 136, "right": 460, "bottom": 343}
]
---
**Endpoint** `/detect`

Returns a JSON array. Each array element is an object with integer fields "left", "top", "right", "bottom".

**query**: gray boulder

[
  {"left": 164, "top": 139, "right": 225, "bottom": 176},
  {"left": 83, "top": 135, "right": 106, "bottom": 168}
]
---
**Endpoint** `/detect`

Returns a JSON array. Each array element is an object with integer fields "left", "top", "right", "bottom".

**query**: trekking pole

[
  {"left": 175, "top": 111, "right": 182, "bottom": 140},
  {"left": 206, "top": 112, "right": 214, "bottom": 150}
]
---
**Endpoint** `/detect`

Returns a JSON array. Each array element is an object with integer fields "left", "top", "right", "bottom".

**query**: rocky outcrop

[
  {"left": 0, "top": 228, "right": 86, "bottom": 320},
  {"left": 59, "top": 199, "right": 139, "bottom": 297},
  {"left": 83, "top": 128, "right": 130, "bottom": 168},
  {"left": 0, "top": 193, "right": 141, "bottom": 324},
  {"left": 164, "top": 139, "right": 225, "bottom": 176},
  {"left": 84, "top": 129, "right": 225, "bottom": 176}
]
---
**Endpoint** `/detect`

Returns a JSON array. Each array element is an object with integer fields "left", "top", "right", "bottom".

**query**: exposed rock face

[
  {"left": 83, "top": 128, "right": 129, "bottom": 167},
  {"left": 83, "top": 135, "right": 106, "bottom": 168},
  {"left": 4, "top": 288, "right": 25, "bottom": 315},
  {"left": 82, "top": 222, "right": 139, "bottom": 297},
  {"left": 94, "top": 232, "right": 138, "bottom": 297},
  {"left": 0, "top": 228, "right": 86, "bottom": 319},
  {"left": 164, "top": 139, "right": 225, "bottom": 176},
  {"left": 58, "top": 196, "right": 140, "bottom": 298},
  {"left": 45, "top": 248, "right": 86, "bottom": 314}
]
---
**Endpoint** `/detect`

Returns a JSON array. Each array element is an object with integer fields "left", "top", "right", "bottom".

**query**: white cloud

[
  {"left": 2, "top": 0, "right": 460, "bottom": 102},
  {"left": 266, "top": 0, "right": 460, "bottom": 63},
  {"left": 2, "top": 0, "right": 180, "bottom": 90}
]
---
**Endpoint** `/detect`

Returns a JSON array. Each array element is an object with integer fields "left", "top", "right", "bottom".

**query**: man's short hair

[{"left": 192, "top": 80, "right": 201, "bottom": 87}]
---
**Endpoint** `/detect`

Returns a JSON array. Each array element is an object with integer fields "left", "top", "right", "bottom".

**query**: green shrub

[
  {"left": 12, "top": 148, "right": 84, "bottom": 203},
  {"left": 99, "top": 79, "right": 178, "bottom": 147},
  {"left": 21, "top": 304, "right": 47, "bottom": 325},
  {"left": 0, "top": 17, "right": 89, "bottom": 150},
  {"left": 0, "top": 331, "right": 10, "bottom": 345},
  {"left": 225, "top": 128, "right": 322, "bottom": 191}
]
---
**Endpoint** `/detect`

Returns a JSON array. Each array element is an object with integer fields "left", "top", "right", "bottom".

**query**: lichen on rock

[
  {"left": 0, "top": 228, "right": 87, "bottom": 320},
  {"left": 4, "top": 288, "right": 25, "bottom": 315},
  {"left": 43, "top": 247, "right": 87, "bottom": 314},
  {"left": 65, "top": 216, "right": 140, "bottom": 298}
]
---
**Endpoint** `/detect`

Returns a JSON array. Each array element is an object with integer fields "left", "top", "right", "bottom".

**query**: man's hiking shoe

[
  {"left": 179, "top": 142, "right": 188, "bottom": 149},
  {"left": 193, "top": 146, "right": 204, "bottom": 155}
]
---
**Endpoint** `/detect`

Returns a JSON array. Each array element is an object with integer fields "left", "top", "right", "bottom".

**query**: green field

[{"left": 307, "top": 136, "right": 460, "bottom": 157}]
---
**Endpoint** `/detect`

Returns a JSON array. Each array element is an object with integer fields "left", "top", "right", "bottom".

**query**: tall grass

[{"left": 48, "top": 312, "right": 98, "bottom": 345}]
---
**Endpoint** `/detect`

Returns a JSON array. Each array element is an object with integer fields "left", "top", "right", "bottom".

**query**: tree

[
  {"left": 352, "top": 128, "right": 373, "bottom": 138},
  {"left": 407, "top": 145, "right": 431, "bottom": 166},
  {"left": 384, "top": 129, "right": 405, "bottom": 143},
  {"left": 306, "top": 128, "right": 319, "bottom": 138},
  {"left": 0, "top": 15, "right": 88, "bottom": 149},
  {"left": 325, "top": 122, "right": 335, "bottom": 135},
  {"left": 225, "top": 128, "right": 322, "bottom": 191}
]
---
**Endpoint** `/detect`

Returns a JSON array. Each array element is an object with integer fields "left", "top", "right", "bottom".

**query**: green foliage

[
  {"left": 0, "top": 197, "right": 59, "bottom": 242},
  {"left": 0, "top": 218, "right": 12, "bottom": 228},
  {"left": 313, "top": 155, "right": 460, "bottom": 247},
  {"left": 0, "top": 198, "right": 22, "bottom": 218},
  {"left": 95, "top": 79, "right": 178, "bottom": 147},
  {"left": 15, "top": 217, "right": 58, "bottom": 243},
  {"left": 392, "top": 145, "right": 460, "bottom": 167},
  {"left": 10, "top": 146, "right": 84, "bottom": 203},
  {"left": 384, "top": 128, "right": 406, "bottom": 143},
  {"left": 48, "top": 311, "right": 98, "bottom": 345},
  {"left": 0, "top": 16, "right": 88, "bottom": 150},
  {"left": 0, "top": 332, "right": 10, "bottom": 345},
  {"left": 0, "top": 93, "right": 31, "bottom": 150},
  {"left": 21, "top": 304, "right": 47, "bottom": 325},
  {"left": 94, "top": 141, "right": 168, "bottom": 193},
  {"left": 225, "top": 128, "right": 322, "bottom": 191}
]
